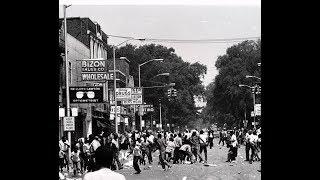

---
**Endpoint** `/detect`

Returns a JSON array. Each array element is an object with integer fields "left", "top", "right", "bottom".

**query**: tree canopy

[
  {"left": 107, "top": 43, "right": 207, "bottom": 129},
  {"left": 203, "top": 40, "right": 261, "bottom": 129}
]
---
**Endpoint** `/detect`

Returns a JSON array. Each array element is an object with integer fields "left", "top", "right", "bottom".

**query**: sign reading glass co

[
  {"left": 69, "top": 86, "right": 103, "bottom": 103},
  {"left": 63, "top": 117, "right": 75, "bottom": 131}
]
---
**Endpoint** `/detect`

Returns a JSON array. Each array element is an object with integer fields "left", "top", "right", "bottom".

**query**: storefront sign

[
  {"left": 122, "top": 88, "right": 143, "bottom": 105},
  {"left": 116, "top": 88, "right": 132, "bottom": 100},
  {"left": 69, "top": 86, "right": 103, "bottom": 103}
]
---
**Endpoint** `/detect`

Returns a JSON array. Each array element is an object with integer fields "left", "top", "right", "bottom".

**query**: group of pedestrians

[{"left": 216, "top": 127, "right": 261, "bottom": 164}]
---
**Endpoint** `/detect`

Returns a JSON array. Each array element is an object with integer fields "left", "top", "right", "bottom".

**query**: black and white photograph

[{"left": 58, "top": 0, "right": 261, "bottom": 179}]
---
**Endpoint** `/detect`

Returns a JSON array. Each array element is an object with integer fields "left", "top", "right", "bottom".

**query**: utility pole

[
  {"left": 63, "top": 4, "right": 72, "bottom": 170},
  {"left": 159, "top": 99, "right": 162, "bottom": 131}
]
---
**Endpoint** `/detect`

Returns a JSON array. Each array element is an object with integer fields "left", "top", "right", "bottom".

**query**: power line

[{"left": 106, "top": 34, "right": 260, "bottom": 44}]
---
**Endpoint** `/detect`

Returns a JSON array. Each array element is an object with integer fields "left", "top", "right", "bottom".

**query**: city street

[{"left": 62, "top": 139, "right": 261, "bottom": 180}]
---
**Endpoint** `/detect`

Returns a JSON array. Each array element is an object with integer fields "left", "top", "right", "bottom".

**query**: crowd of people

[{"left": 58, "top": 126, "right": 261, "bottom": 179}]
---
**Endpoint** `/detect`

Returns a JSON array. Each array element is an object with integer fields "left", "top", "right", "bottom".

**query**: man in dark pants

[
  {"left": 155, "top": 133, "right": 172, "bottom": 171},
  {"left": 218, "top": 130, "right": 225, "bottom": 146},
  {"left": 127, "top": 142, "right": 142, "bottom": 174},
  {"left": 245, "top": 130, "right": 251, "bottom": 161},
  {"left": 208, "top": 129, "right": 214, "bottom": 149},
  {"left": 173, "top": 133, "right": 183, "bottom": 164},
  {"left": 199, "top": 130, "right": 208, "bottom": 163},
  {"left": 190, "top": 131, "right": 204, "bottom": 163}
]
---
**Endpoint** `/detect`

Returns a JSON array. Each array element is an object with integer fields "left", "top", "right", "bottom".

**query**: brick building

[{"left": 59, "top": 17, "right": 134, "bottom": 141}]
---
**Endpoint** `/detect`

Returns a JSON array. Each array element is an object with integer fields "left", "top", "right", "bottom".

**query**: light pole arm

[
  {"left": 139, "top": 59, "right": 163, "bottom": 67},
  {"left": 239, "top": 84, "right": 254, "bottom": 89},
  {"left": 245, "top": 75, "right": 261, "bottom": 81}
]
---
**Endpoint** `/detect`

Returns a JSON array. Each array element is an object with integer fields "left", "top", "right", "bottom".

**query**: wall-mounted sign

[
  {"left": 115, "top": 88, "right": 132, "bottom": 100},
  {"left": 59, "top": 108, "right": 65, "bottom": 118},
  {"left": 80, "top": 59, "right": 112, "bottom": 81},
  {"left": 69, "top": 86, "right": 103, "bottom": 103},
  {"left": 63, "top": 117, "right": 75, "bottom": 131},
  {"left": 81, "top": 72, "right": 114, "bottom": 81},
  {"left": 254, "top": 104, "right": 261, "bottom": 116},
  {"left": 122, "top": 87, "right": 143, "bottom": 105}
]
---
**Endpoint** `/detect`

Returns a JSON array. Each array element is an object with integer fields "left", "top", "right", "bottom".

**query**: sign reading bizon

[{"left": 80, "top": 59, "right": 113, "bottom": 81}]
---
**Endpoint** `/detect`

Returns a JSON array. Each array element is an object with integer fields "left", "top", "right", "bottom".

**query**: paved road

[{"left": 61, "top": 139, "right": 261, "bottom": 180}]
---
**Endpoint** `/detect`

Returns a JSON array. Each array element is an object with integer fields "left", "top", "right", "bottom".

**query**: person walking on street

[
  {"left": 111, "top": 133, "right": 123, "bottom": 170},
  {"left": 218, "top": 130, "right": 224, "bottom": 147},
  {"left": 155, "top": 133, "right": 172, "bottom": 171},
  {"left": 146, "top": 132, "right": 155, "bottom": 165},
  {"left": 127, "top": 140, "right": 142, "bottom": 174},
  {"left": 199, "top": 130, "right": 208, "bottom": 163},
  {"left": 59, "top": 136, "right": 70, "bottom": 172},
  {"left": 208, "top": 129, "right": 214, "bottom": 149},
  {"left": 71, "top": 146, "right": 81, "bottom": 176},
  {"left": 190, "top": 131, "right": 204, "bottom": 163},
  {"left": 173, "top": 133, "right": 183, "bottom": 164},
  {"left": 244, "top": 130, "right": 251, "bottom": 161}
]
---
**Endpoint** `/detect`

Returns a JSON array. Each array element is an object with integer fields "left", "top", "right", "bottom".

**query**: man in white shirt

[
  {"left": 83, "top": 145, "right": 126, "bottom": 180},
  {"left": 199, "top": 130, "right": 208, "bottom": 163},
  {"left": 90, "top": 136, "right": 101, "bottom": 152},
  {"left": 59, "top": 136, "right": 70, "bottom": 171}
]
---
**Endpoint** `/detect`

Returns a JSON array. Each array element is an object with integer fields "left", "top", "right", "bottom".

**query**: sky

[{"left": 59, "top": 1, "right": 261, "bottom": 87}]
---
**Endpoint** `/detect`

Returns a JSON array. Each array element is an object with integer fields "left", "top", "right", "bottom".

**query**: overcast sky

[{"left": 59, "top": 4, "right": 261, "bottom": 87}]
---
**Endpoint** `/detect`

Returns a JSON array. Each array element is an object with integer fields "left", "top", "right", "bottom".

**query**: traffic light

[
  {"left": 172, "top": 89, "right": 177, "bottom": 97},
  {"left": 256, "top": 86, "right": 261, "bottom": 94},
  {"left": 167, "top": 88, "right": 172, "bottom": 97}
]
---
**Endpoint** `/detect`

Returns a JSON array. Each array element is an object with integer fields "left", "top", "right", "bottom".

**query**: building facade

[{"left": 59, "top": 17, "right": 134, "bottom": 141}]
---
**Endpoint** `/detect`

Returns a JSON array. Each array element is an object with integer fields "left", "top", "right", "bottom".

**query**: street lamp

[
  {"left": 153, "top": 72, "right": 170, "bottom": 78},
  {"left": 112, "top": 38, "right": 135, "bottom": 134},
  {"left": 245, "top": 75, "right": 261, "bottom": 81},
  {"left": 239, "top": 84, "right": 258, "bottom": 129},
  {"left": 138, "top": 59, "right": 164, "bottom": 87}
]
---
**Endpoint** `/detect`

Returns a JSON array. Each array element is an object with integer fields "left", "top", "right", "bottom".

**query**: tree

[
  {"left": 109, "top": 43, "right": 207, "bottom": 128},
  {"left": 204, "top": 40, "right": 261, "bottom": 129}
]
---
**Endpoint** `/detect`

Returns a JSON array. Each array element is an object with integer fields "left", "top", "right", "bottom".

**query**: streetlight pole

[
  {"left": 112, "top": 39, "right": 133, "bottom": 134},
  {"left": 159, "top": 99, "right": 162, "bottom": 131},
  {"left": 138, "top": 59, "right": 163, "bottom": 131},
  {"left": 63, "top": 4, "right": 72, "bottom": 168},
  {"left": 252, "top": 88, "right": 256, "bottom": 129}
]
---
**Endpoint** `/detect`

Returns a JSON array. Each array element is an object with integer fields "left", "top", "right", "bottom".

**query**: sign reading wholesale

[
  {"left": 80, "top": 59, "right": 113, "bottom": 81},
  {"left": 69, "top": 86, "right": 103, "bottom": 103},
  {"left": 122, "top": 87, "right": 143, "bottom": 105}
]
